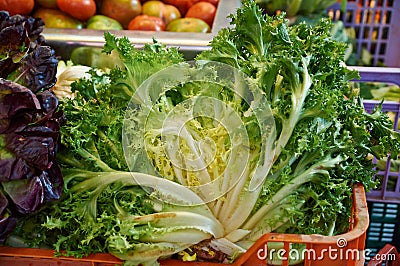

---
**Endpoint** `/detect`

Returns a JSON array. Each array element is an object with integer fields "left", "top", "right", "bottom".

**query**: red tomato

[
  {"left": 188, "top": 0, "right": 219, "bottom": 7},
  {"left": 100, "top": 0, "right": 142, "bottom": 29},
  {"left": 142, "top": 1, "right": 181, "bottom": 25},
  {"left": 162, "top": 0, "right": 189, "bottom": 16},
  {"left": 0, "top": 0, "right": 34, "bottom": 15},
  {"left": 128, "top": 15, "right": 165, "bottom": 31},
  {"left": 57, "top": 0, "right": 96, "bottom": 21},
  {"left": 185, "top": 2, "right": 216, "bottom": 27}
]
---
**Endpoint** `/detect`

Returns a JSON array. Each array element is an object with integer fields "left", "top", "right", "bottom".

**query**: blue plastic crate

[{"left": 365, "top": 202, "right": 400, "bottom": 263}]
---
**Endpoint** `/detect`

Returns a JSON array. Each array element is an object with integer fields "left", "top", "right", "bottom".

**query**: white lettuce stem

[
  {"left": 242, "top": 154, "right": 345, "bottom": 230},
  {"left": 274, "top": 59, "right": 312, "bottom": 160}
]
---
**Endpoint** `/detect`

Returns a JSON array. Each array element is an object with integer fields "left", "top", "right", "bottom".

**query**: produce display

[
  {"left": 360, "top": 82, "right": 400, "bottom": 102},
  {"left": 1, "top": 1, "right": 400, "bottom": 266},
  {"left": 256, "top": 0, "right": 344, "bottom": 17},
  {"left": 0, "top": 0, "right": 219, "bottom": 32}
]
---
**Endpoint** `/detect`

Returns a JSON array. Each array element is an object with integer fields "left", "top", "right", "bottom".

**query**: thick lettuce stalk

[
  {"left": 197, "top": 0, "right": 400, "bottom": 246},
  {"left": 122, "top": 60, "right": 276, "bottom": 238},
  {"left": 40, "top": 169, "right": 223, "bottom": 265}
]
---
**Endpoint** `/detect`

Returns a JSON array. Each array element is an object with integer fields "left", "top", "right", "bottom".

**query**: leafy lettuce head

[{"left": 0, "top": 11, "right": 64, "bottom": 243}]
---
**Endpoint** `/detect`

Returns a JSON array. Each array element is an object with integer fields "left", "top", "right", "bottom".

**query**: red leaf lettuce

[{"left": 0, "top": 11, "right": 64, "bottom": 243}]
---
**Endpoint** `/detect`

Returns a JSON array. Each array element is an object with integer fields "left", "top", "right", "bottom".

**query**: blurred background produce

[
  {"left": 255, "top": 0, "right": 400, "bottom": 102},
  {"left": 0, "top": 0, "right": 219, "bottom": 32},
  {"left": 256, "top": 0, "right": 342, "bottom": 17},
  {"left": 33, "top": 8, "right": 84, "bottom": 29},
  {"left": 0, "top": 0, "right": 35, "bottom": 15}
]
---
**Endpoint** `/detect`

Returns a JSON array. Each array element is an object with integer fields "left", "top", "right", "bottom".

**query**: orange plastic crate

[{"left": 0, "top": 184, "right": 369, "bottom": 266}]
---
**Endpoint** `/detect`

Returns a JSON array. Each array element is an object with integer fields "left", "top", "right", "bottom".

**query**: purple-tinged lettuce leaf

[
  {"left": 0, "top": 58, "right": 15, "bottom": 80},
  {"left": 0, "top": 191, "right": 8, "bottom": 215},
  {"left": 5, "top": 132, "right": 55, "bottom": 171},
  {"left": 11, "top": 15, "right": 44, "bottom": 42},
  {"left": 0, "top": 78, "right": 41, "bottom": 133},
  {"left": 0, "top": 11, "right": 55, "bottom": 91},
  {"left": 0, "top": 157, "right": 33, "bottom": 182},
  {"left": 0, "top": 24, "right": 30, "bottom": 64},
  {"left": 0, "top": 10, "right": 63, "bottom": 244},
  {"left": 0, "top": 11, "right": 45, "bottom": 65},
  {"left": 36, "top": 90, "right": 60, "bottom": 121},
  {"left": 0, "top": 78, "right": 41, "bottom": 115},
  {"left": 0, "top": 12, "right": 44, "bottom": 38},
  {"left": 0, "top": 11, "right": 46, "bottom": 81},
  {"left": 0, "top": 11, "right": 9, "bottom": 25},
  {"left": 39, "top": 164, "right": 63, "bottom": 201},
  {"left": 0, "top": 216, "right": 17, "bottom": 244},
  {"left": 6, "top": 46, "right": 58, "bottom": 92},
  {"left": 2, "top": 176, "right": 44, "bottom": 214}
]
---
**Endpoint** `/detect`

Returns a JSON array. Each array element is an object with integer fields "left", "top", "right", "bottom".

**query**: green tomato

[
  {"left": 86, "top": 15, "right": 124, "bottom": 30},
  {"left": 33, "top": 8, "right": 83, "bottom": 29},
  {"left": 166, "top": 18, "right": 210, "bottom": 33},
  {"left": 70, "top": 47, "right": 123, "bottom": 69}
]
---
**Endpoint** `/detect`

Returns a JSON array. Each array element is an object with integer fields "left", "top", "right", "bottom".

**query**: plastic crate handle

[{"left": 349, "top": 66, "right": 400, "bottom": 87}]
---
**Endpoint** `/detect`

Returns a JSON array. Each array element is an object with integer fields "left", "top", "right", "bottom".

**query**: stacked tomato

[{"left": 0, "top": 0, "right": 219, "bottom": 32}]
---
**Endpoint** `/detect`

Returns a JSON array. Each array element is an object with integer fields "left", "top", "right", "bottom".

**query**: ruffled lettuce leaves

[{"left": 0, "top": 11, "right": 63, "bottom": 243}]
